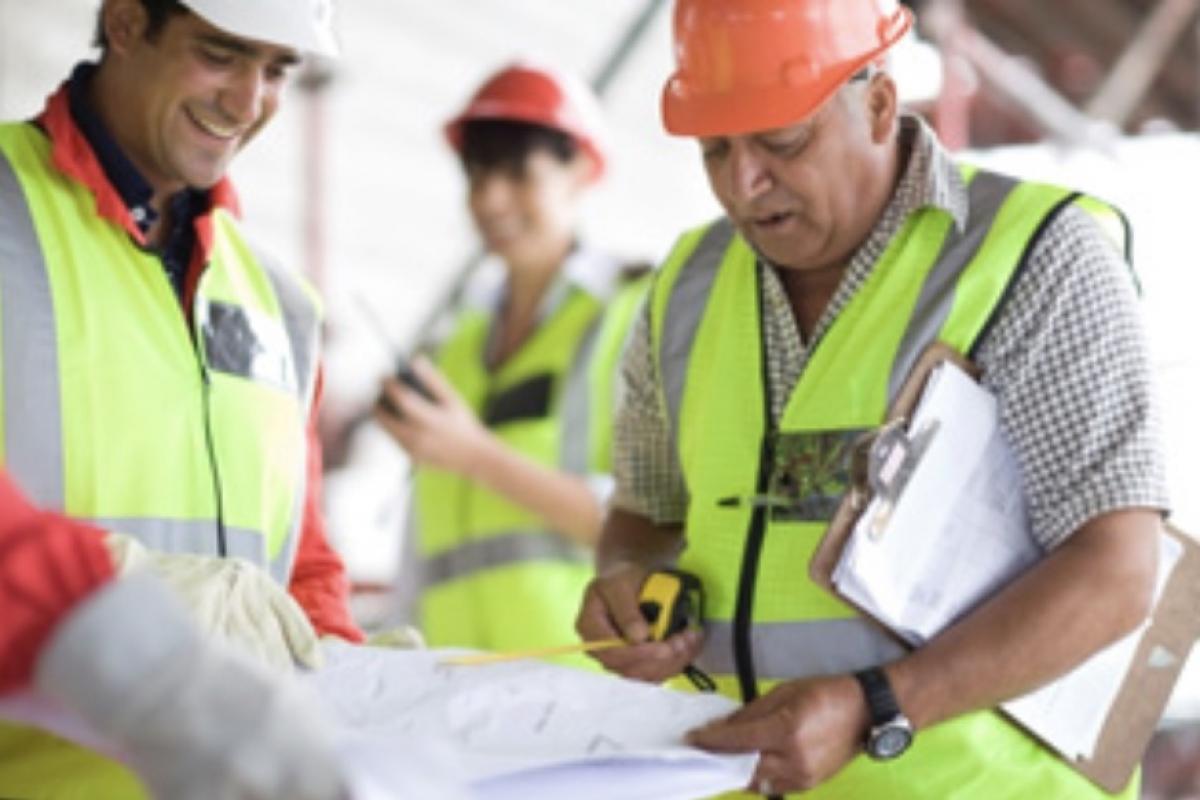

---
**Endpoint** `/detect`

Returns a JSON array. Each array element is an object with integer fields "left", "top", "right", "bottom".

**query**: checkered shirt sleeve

[
  {"left": 610, "top": 296, "right": 691, "bottom": 523},
  {"left": 975, "top": 203, "right": 1169, "bottom": 549}
]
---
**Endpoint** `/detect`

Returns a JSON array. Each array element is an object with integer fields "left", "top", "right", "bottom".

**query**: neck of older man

[{"left": 778, "top": 132, "right": 908, "bottom": 343}]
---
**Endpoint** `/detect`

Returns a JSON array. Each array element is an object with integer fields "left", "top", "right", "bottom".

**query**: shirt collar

[
  {"left": 66, "top": 62, "right": 163, "bottom": 234},
  {"left": 474, "top": 241, "right": 625, "bottom": 319},
  {"left": 476, "top": 242, "right": 626, "bottom": 365},
  {"left": 37, "top": 62, "right": 241, "bottom": 245},
  {"left": 893, "top": 113, "right": 969, "bottom": 233}
]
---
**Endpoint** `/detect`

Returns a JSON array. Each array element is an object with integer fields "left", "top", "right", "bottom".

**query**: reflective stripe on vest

[
  {"left": 650, "top": 168, "right": 1135, "bottom": 798},
  {"left": 0, "top": 150, "right": 63, "bottom": 507},
  {"left": 256, "top": 249, "right": 320, "bottom": 582},
  {"left": 0, "top": 123, "right": 318, "bottom": 583},
  {"left": 559, "top": 319, "right": 603, "bottom": 476},
  {"left": 90, "top": 517, "right": 264, "bottom": 564},
  {"left": 423, "top": 529, "right": 590, "bottom": 587},
  {"left": 700, "top": 618, "right": 906, "bottom": 679}
]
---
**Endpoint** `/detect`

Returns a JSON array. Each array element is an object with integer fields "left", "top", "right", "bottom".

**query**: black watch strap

[{"left": 854, "top": 667, "right": 901, "bottom": 725}]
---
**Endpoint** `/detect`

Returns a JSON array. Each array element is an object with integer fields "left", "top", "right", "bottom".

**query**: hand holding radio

[{"left": 374, "top": 357, "right": 494, "bottom": 475}]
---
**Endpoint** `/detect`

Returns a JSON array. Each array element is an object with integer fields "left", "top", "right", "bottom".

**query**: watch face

[{"left": 871, "top": 723, "right": 913, "bottom": 760}]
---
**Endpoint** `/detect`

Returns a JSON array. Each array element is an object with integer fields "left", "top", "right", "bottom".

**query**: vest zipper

[
  {"left": 197, "top": 355, "right": 228, "bottom": 557},
  {"left": 731, "top": 265, "right": 777, "bottom": 706}
]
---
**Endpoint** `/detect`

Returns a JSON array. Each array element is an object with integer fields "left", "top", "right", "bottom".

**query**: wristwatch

[{"left": 854, "top": 667, "right": 914, "bottom": 760}]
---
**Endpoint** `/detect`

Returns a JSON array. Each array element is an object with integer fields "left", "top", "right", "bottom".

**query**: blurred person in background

[
  {"left": 376, "top": 62, "right": 650, "bottom": 665},
  {"left": 0, "top": 0, "right": 364, "bottom": 795},
  {"left": 575, "top": 0, "right": 1167, "bottom": 797},
  {"left": 0, "top": 471, "right": 345, "bottom": 800}
]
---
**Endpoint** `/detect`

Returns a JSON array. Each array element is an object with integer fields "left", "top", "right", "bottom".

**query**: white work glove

[
  {"left": 106, "top": 533, "right": 322, "bottom": 670},
  {"left": 35, "top": 573, "right": 346, "bottom": 800},
  {"left": 365, "top": 625, "right": 426, "bottom": 650}
]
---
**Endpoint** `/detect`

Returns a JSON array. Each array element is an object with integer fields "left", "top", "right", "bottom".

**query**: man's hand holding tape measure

[{"left": 576, "top": 563, "right": 710, "bottom": 687}]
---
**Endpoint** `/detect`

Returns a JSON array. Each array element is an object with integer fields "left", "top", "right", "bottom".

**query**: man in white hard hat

[{"left": 0, "top": 0, "right": 361, "bottom": 796}]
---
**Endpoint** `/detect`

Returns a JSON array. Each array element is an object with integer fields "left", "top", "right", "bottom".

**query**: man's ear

[
  {"left": 100, "top": 0, "right": 149, "bottom": 56},
  {"left": 866, "top": 73, "right": 899, "bottom": 144}
]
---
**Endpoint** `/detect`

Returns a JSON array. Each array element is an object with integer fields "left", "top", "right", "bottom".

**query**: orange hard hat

[
  {"left": 661, "top": 0, "right": 914, "bottom": 137},
  {"left": 444, "top": 62, "right": 610, "bottom": 182}
]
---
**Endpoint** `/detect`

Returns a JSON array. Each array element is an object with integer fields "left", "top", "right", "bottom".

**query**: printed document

[
  {"left": 0, "top": 642, "right": 757, "bottom": 800},
  {"left": 832, "top": 362, "right": 1181, "bottom": 761},
  {"left": 313, "top": 642, "right": 757, "bottom": 800}
]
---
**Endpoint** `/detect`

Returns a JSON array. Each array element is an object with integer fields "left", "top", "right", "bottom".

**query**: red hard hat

[
  {"left": 444, "top": 62, "right": 610, "bottom": 182},
  {"left": 661, "top": 0, "right": 913, "bottom": 137}
]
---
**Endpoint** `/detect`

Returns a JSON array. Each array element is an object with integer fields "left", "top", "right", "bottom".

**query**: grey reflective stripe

[
  {"left": 0, "top": 150, "right": 64, "bottom": 508},
  {"left": 257, "top": 252, "right": 320, "bottom": 408},
  {"left": 887, "top": 171, "right": 1019, "bottom": 402},
  {"left": 91, "top": 517, "right": 267, "bottom": 566},
  {"left": 269, "top": 458, "right": 306, "bottom": 584},
  {"left": 699, "top": 618, "right": 907, "bottom": 681},
  {"left": 255, "top": 249, "right": 320, "bottom": 584},
  {"left": 660, "top": 218, "right": 736, "bottom": 446},
  {"left": 559, "top": 318, "right": 603, "bottom": 475},
  {"left": 423, "top": 530, "right": 588, "bottom": 586}
]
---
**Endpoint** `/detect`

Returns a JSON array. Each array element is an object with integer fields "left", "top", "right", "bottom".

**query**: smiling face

[
  {"left": 698, "top": 74, "right": 900, "bottom": 273},
  {"left": 95, "top": 0, "right": 300, "bottom": 197},
  {"left": 467, "top": 150, "right": 587, "bottom": 271},
  {"left": 460, "top": 119, "right": 591, "bottom": 273}
]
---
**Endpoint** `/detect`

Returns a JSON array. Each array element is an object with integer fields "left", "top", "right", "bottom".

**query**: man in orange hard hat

[{"left": 576, "top": 1, "right": 1167, "bottom": 797}]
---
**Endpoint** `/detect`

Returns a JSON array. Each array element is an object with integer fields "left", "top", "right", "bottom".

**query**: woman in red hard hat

[{"left": 376, "top": 62, "right": 650, "bottom": 664}]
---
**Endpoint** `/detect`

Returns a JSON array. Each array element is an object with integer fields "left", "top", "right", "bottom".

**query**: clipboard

[{"left": 809, "top": 341, "right": 1200, "bottom": 793}]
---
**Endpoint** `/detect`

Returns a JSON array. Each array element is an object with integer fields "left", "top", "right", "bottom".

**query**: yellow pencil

[{"left": 442, "top": 637, "right": 627, "bottom": 666}]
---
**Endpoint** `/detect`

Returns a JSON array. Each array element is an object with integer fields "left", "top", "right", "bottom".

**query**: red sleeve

[
  {"left": 0, "top": 472, "right": 116, "bottom": 694},
  {"left": 287, "top": 370, "right": 365, "bottom": 643}
]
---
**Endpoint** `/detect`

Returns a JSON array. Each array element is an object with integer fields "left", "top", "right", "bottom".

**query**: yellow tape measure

[
  {"left": 638, "top": 568, "right": 704, "bottom": 641},
  {"left": 443, "top": 567, "right": 714, "bottom": 694}
]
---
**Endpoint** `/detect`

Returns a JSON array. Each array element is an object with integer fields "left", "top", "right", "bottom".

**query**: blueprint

[
  {"left": 313, "top": 641, "right": 758, "bottom": 799},
  {"left": 0, "top": 642, "right": 757, "bottom": 800}
]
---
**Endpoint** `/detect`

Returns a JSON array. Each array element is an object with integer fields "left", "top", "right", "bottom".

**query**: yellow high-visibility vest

[
  {"left": 648, "top": 167, "right": 1136, "bottom": 799},
  {"left": 415, "top": 270, "right": 648, "bottom": 666},
  {"left": 0, "top": 121, "right": 321, "bottom": 799}
]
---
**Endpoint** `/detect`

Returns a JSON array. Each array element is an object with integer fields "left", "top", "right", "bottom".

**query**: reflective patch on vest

[
  {"left": 199, "top": 300, "right": 297, "bottom": 393},
  {"left": 483, "top": 373, "right": 555, "bottom": 427},
  {"left": 766, "top": 428, "right": 871, "bottom": 521}
]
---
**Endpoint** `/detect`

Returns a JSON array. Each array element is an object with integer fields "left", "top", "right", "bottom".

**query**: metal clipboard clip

[{"left": 849, "top": 417, "right": 941, "bottom": 540}]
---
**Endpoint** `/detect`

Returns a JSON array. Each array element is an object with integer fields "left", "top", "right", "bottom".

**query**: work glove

[
  {"left": 106, "top": 533, "right": 322, "bottom": 670},
  {"left": 35, "top": 573, "right": 346, "bottom": 800},
  {"left": 365, "top": 624, "right": 426, "bottom": 649}
]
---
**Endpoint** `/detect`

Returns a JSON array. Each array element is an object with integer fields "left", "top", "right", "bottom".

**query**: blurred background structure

[{"left": 2, "top": 0, "right": 1199, "bottom": 793}]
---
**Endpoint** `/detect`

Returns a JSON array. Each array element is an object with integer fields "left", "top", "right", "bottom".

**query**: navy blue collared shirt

[{"left": 67, "top": 62, "right": 207, "bottom": 302}]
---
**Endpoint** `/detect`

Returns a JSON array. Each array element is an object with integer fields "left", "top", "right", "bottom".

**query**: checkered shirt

[{"left": 611, "top": 115, "right": 1169, "bottom": 549}]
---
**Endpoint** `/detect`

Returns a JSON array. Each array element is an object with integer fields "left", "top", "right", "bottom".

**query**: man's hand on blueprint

[
  {"left": 687, "top": 675, "right": 868, "bottom": 795},
  {"left": 575, "top": 560, "right": 703, "bottom": 683}
]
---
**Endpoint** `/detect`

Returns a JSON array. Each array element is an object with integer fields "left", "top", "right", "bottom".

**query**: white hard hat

[{"left": 180, "top": 0, "right": 338, "bottom": 58}]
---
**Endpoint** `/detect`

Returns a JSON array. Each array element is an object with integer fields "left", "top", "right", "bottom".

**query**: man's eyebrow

[
  {"left": 195, "top": 33, "right": 301, "bottom": 67},
  {"left": 757, "top": 125, "right": 812, "bottom": 144}
]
